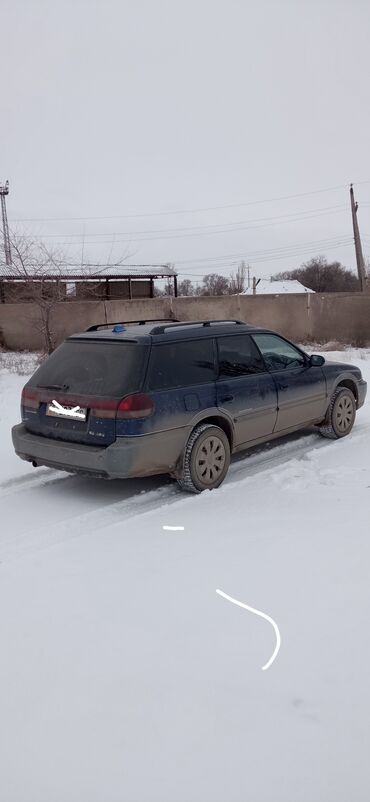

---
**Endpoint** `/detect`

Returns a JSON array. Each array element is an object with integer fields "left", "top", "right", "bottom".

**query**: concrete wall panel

[{"left": 1, "top": 293, "right": 370, "bottom": 350}]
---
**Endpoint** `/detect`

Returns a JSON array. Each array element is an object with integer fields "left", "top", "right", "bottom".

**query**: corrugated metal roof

[{"left": 0, "top": 263, "right": 176, "bottom": 279}]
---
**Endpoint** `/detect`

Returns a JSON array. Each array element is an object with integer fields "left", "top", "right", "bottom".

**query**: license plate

[{"left": 46, "top": 400, "right": 87, "bottom": 421}]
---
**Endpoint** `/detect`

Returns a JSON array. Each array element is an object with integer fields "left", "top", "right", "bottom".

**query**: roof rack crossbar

[
  {"left": 150, "top": 319, "right": 245, "bottom": 335},
  {"left": 86, "top": 318, "right": 179, "bottom": 332}
]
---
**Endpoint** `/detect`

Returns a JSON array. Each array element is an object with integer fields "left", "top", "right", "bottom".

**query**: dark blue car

[{"left": 12, "top": 319, "right": 367, "bottom": 492}]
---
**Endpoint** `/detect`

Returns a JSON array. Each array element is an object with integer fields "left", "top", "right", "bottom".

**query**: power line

[
  {"left": 174, "top": 236, "right": 351, "bottom": 266},
  {"left": 20, "top": 203, "right": 347, "bottom": 241},
  {"left": 32, "top": 206, "right": 351, "bottom": 248},
  {"left": 9, "top": 180, "right": 370, "bottom": 224},
  {"left": 110, "top": 235, "right": 356, "bottom": 266},
  {"left": 57, "top": 235, "right": 352, "bottom": 272},
  {"left": 176, "top": 240, "right": 354, "bottom": 275}
]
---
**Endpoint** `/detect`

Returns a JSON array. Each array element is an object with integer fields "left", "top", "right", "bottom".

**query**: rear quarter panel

[{"left": 115, "top": 383, "right": 218, "bottom": 438}]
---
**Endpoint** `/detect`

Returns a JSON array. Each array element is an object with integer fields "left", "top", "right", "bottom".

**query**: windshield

[{"left": 27, "top": 340, "right": 148, "bottom": 398}]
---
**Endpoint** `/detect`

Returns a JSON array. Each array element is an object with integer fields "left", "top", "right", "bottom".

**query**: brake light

[
  {"left": 117, "top": 393, "right": 155, "bottom": 419},
  {"left": 90, "top": 399, "right": 121, "bottom": 419},
  {"left": 21, "top": 387, "right": 40, "bottom": 409}
]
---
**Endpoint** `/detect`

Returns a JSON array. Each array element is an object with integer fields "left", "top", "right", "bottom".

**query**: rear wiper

[{"left": 37, "top": 383, "right": 70, "bottom": 391}]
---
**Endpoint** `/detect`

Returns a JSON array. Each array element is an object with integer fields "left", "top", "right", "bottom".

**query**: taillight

[
  {"left": 90, "top": 399, "right": 121, "bottom": 419},
  {"left": 21, "top": 387, "right": 40, "bottom": 409},
  {"left": 89, "top": 393, "right": 155, "bottom": 420},
  {"left": 116, "top": 393, "right": 155, "bottom": 419}
]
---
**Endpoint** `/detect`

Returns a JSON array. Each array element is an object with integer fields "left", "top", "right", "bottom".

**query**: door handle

[
  {"left": 220, "top": 395, "right": 234, "bottom": 403},
  {"left": 278, "top": 384, "right": 289, "bottom": 390}
]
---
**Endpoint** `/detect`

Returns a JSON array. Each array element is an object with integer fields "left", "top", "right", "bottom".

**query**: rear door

[
  {"left": 252, "top": 333, "right": 327, "bottom": 432},
  {"left": 144, "top": 338, "right": 217, "bottom": 434},
  {"left": 216, "top": 334, "right": 277, "bottom": 446},
  {"left": 22, "top": 339, "right": 148, "bottom": 446}
]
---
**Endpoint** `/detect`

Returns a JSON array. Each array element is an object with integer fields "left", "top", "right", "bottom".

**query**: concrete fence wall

[{"left": 1, "top": 292, "right": 370, "bottom": 351}]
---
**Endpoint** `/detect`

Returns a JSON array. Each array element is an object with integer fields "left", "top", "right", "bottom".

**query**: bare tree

[
  {"left": 273, "top": 256, "right": 360, "bottom": 293},
  {"left": 229, "top": 260, "right": 248, "bottom": 294},
  {"left": 0, "top": 228, "right": 138, "bottom": 350},
  {"left": 0, "top": 230, "right": 68, "bottom": 353},
  {"left": 177, "top": 279, "right": 195, "bottom": 296},
  {"left": 201, "top": 273, "right": 231, "bottom": 296},
  {"left": 163, "top": 277, "right": 174, "bottom": 296}
]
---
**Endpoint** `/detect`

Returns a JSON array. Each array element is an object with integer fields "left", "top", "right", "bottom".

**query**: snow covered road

[{"left": 1, "top": 350, "right": 369, "bottom": 802}]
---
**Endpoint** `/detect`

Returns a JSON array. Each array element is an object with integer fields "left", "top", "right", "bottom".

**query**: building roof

[
  {"left": 243, "top": 279, "right": 314, "bottom": 295},
  {"left": 0, "top": 263, "right": 176, "bottom": 280}
]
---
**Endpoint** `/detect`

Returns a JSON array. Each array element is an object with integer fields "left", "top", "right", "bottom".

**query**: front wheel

[
  {"left": 177, "top": 423, "right": 231, "bottom": 493},
  {"left": 319, "top": 387, "right": 356, "bottom": 439}
]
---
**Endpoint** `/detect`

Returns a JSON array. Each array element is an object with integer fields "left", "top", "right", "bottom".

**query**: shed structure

[{"left": 0, "top": 264, "right": 178, "bottom": 302}]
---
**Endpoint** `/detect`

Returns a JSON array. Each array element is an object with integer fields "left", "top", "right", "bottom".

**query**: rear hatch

[{"left": 22, "top": 339, "right": 148, "bottom": 446}]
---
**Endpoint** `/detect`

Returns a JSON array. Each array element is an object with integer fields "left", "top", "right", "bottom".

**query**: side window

[
  {"left": 147, "top": 339, "right": 216, "bottom": 390},
  {"left": 252, "top": 334, "right": 305, "bottom": 371},
  {"left": 217, "top": 334, "right": 265, "bottom": 378}
]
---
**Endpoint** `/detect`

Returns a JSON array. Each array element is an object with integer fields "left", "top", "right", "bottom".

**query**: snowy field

[{"left": 0, "top": 349, "right": 369, "bottom": 802}]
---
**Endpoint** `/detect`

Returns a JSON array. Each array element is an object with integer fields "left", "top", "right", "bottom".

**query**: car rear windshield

[{"left": 27, "top": 340, "right": 148, "bottom": 397}]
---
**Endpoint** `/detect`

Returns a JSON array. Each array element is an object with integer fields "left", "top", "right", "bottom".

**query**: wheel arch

[
  {"left": 335, "top": 379, "right": 358, "bottom": 404},
  {"left": 172, "top": 415, "right": 234, "bottom": 482},
  {"left": 196, "top": 414, "right": 234, "bottom": 449}
]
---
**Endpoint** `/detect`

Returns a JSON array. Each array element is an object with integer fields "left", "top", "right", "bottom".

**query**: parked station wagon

[{"left": 12, "top": 319, "right": 367, "bottom": 492}]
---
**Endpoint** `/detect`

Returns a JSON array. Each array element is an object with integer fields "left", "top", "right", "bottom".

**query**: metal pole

[
  {"left": 350, "top": 184, "right": 367, "bottom": 292},
  {"left": 252, "top": 277, "right": 261, "bottom": 296},
  {"left": 0, "top": 181, "right": 12, "bottom": 266}
]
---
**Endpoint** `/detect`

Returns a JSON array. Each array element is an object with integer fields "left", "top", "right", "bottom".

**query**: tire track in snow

[
  {"left": 0, "top": 482, "right": 180, "bottom": 563},
  {"left": 0, "top": 432, "right": 332, "bottom": 564},
  {"left": 0, "top": 468, "right": 66, "bottom": 498}
]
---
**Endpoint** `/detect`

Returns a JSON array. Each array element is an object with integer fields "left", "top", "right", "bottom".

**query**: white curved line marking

[{"left": 216, "top": 588, "right": 281, "bottom": 671}]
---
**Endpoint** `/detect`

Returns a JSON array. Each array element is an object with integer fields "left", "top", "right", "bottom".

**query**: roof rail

[
  {"left": 150, "top": 319, "right": 245, "bottom": 335},
  {"left": 86, "top": 318, "right": 179, "bottom": 332}
]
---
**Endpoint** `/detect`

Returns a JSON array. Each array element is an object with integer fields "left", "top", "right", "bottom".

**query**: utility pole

[
  {"left": 350, "top": 184, "right": 367, "bottom": 292},
  {"left": 252, "top": 276, "right": 261, "bottom": 296},
  {"left": 0, "top": 180, "right": 11, "bottom": 266},
  {"left": 247, "top": 263, "right": 250, "bottom": 289}
]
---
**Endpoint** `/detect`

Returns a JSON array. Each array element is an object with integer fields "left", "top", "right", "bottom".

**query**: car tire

[
  {"left": 319, "top": 386, "right": 356, "bottom": 439},
  {"left": 177, "top": 423, "right": 231, "bottom": 493}
]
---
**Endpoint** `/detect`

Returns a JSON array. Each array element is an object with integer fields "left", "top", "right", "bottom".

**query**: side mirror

[{"left": 309, "top": 354, "right": 325, "bottom": 367}]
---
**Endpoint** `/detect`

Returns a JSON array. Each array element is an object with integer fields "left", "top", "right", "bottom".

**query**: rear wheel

[
  {"left": 319, "top": 386, "right": 356, "bottom": 439},
  {"left": 177, "top": 423, "right": 230, "bottom": 493}
]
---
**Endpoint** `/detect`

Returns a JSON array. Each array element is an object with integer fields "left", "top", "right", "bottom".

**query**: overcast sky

[{"left": 2, "top": 0, "right": 370, "bottom": 282}]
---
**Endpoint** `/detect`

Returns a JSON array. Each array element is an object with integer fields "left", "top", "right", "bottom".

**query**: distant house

[
  {"left": 243, "top": 279, "right": 314, "bottom": 295},
  {"left": 0, "top": 263, "right": 178, "bottom": 303}
]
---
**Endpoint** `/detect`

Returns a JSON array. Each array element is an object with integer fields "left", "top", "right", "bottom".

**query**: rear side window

[
  {"left": 27, "top": 340, "right": 148, "bottom": 397},
  {"left": 147, "top": 339, "right": 216, "bottom": 390},
  {"left": 217, "top": 334, "right": 265, "bottom": 377}
]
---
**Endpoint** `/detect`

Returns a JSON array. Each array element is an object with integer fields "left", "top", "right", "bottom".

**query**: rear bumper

[
  {"left": 357, "top": 380, "right": 367, "bottom": 409},
  {"left": 11, "top": 423, "right": 186, "bottom": 479}
]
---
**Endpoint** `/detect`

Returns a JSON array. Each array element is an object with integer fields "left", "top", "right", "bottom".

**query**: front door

[
  {"left": 252, "top": 333, "right": 327, "bottom": 432},
  {"left": 216, "top": 334, "right": 278, "bottom": 446}
]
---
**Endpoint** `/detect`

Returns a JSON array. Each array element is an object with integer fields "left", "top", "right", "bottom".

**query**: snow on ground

[{"left": 0, "top": 350, "right": 369, "bottom": 802}]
